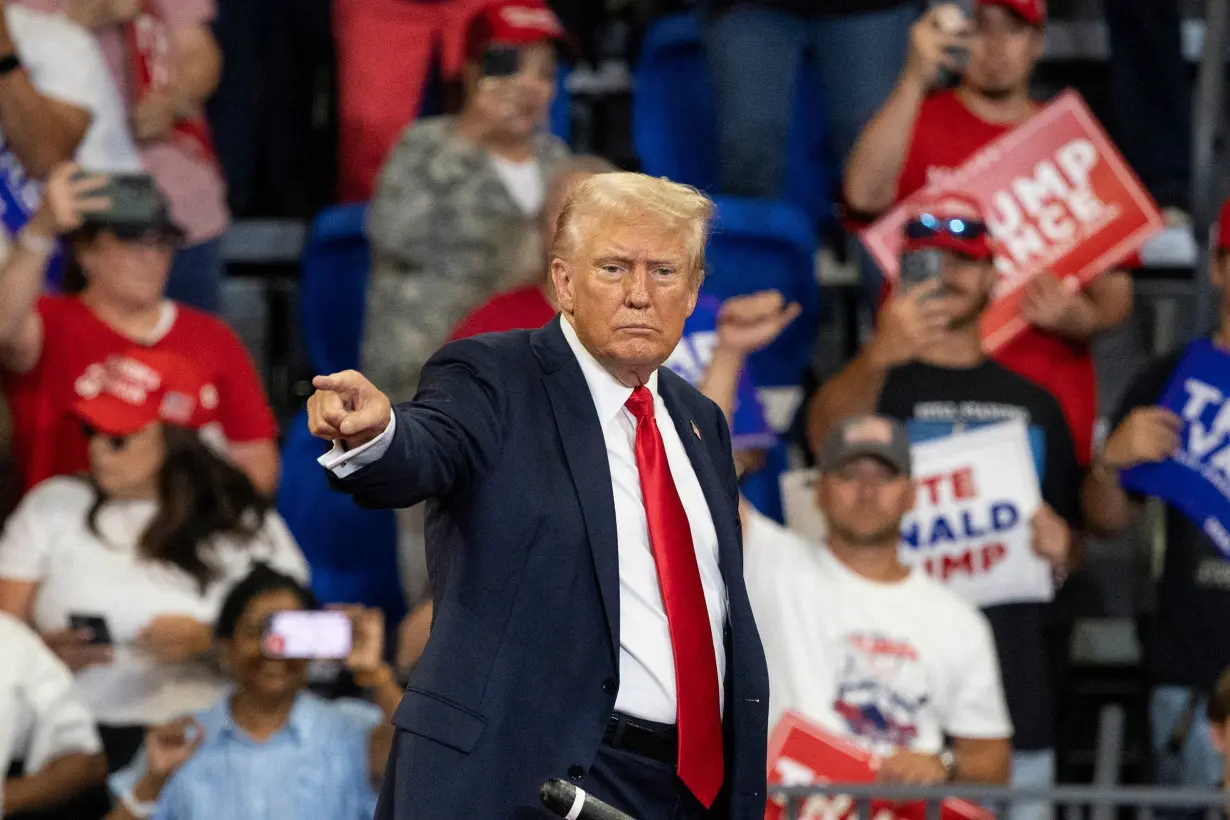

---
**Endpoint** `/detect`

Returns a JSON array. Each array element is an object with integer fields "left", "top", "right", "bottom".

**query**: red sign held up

[
  {"left": 766, "top": 711, "right": 993, "bottom": 820},
  {"left": 860, "top": 91, "right": 1163, "bottom": 352}
]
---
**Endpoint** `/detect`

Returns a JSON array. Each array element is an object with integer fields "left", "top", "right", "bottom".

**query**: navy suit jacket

[{"left": 333, "top": 317, "right": 769, "bottom": 819}]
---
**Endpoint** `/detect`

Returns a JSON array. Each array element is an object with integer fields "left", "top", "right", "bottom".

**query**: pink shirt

[{"left": 20, "top": 0, "right": 228, "bottom": 244}]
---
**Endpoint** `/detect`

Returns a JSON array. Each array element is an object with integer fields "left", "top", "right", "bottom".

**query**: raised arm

[
  {"left": 0, "top": 163, "right": 109, "bottom": 374},
  {"left": 1082, "top": 406, "right": 1181, "bottom": 537},
  {"left": 310, "top": 339, "right": 508, "bottom": 509},
  {"left": 1021, "top": 270, "right": 1134, "bottom": 342},
  {"left": 843, "top": 8, "right": 967, "bottom": 215}
]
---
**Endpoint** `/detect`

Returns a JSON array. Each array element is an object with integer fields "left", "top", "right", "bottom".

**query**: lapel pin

[{"left": 690, "top": 420, "right": 702, "bottom": 440}]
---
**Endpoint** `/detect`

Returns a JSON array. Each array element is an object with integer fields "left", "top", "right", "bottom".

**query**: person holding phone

[
  {"left": 365, "top": 0, "right": 571, "bottom": 408},
  {"left": 105, "top": 564, "right": 400, "bottom": 820},
  {"left": 0, "top": 347, "right": 308, "bottom": 775},
  {"left": 0, "top": 161, "right": 280, "bottom": 496},
  {"left": 843, "top": 0, "right": 1133, "bottom": 470},
  {"left": 809, "top": 190, "right": 1079, "bottom": 820}
]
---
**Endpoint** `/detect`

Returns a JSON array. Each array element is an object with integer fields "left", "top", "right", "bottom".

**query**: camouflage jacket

[{"left": 364, "top": 116, "right": 570, "bottom": 403}]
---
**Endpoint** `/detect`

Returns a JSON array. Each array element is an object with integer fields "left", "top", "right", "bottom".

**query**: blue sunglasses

[{"left": 905, "top": 212, "right": 989, "bottom": 240}]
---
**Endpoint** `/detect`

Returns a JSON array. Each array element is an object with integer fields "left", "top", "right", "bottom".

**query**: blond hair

[{"left": 550, "top": 172, "right": 714, "bottom": 278}]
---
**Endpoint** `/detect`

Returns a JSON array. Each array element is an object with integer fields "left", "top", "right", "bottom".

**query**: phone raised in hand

[
  {"left": 68, "top": 171, "right": 165, "bottom": 232},
  {"left": 69, "top": 613, "right": 114, "bottom": 646},
  {"left": 900, "top": 248, "right": 944, "bottom": 289},
  {"left": 261, "top": 611, "right": 353, "bottom": 660}
]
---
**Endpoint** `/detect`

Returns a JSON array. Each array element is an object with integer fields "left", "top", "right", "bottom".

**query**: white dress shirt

[{"left": 320, "top": 318, "right": 729, "bottom": 722}]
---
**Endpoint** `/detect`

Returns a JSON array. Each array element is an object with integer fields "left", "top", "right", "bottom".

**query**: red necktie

[{"left": 624, "top": 385, "right": 724, "bottom": 807}]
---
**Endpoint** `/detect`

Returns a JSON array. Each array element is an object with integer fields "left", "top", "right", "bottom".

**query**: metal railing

[{"left": 767, "top": 783, "right": 1227, "bottom": 820}]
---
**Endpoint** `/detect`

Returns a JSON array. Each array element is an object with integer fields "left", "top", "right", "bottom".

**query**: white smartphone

[{"left": 261, "top": 610, "right": 353, "bottom": 660}]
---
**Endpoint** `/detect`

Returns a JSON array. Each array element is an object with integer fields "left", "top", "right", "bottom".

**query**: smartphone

[
  {"left": 900, "top": 248, "right": 944, "bottom": 289},
  {"left": 931, "top": 0, "right": 972, "bottom": 88},
  {"left": 69, "top": 613, "right": 113, "bottom": 646},
  {"left": 70, "top": 171, "right": 165, "bottom": 231},
  {"left": 261, "top": 611, "right": 353, "bottom": 660},
  {"left": 481, "top": 45, "right": 521, "bottom": 79}
]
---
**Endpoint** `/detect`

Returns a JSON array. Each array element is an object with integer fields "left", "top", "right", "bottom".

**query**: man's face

[
  {"left": 816, "top": 456, "right": 914, "bottom": 546},
  {"left": 550, "top": 216, "right": 699, "bottom": 381},
  {"left": 965, "top": 6, "right": 1043, "bottom": 99},
  {"left": 937, "top": 250, "right": 997, "bottom": 328}
]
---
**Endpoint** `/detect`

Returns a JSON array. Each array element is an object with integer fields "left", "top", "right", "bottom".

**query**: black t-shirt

[
  {"left": 876, "top": 360, "right": 1083, "bottom": 751},
  {"left": 1114, "top": 347, "right": 1230, "bottom": 691}
]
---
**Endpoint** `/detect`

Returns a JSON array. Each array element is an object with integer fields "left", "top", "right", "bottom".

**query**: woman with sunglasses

[
  {"left": 0, "top": 162, "right": 279, "bottom": 499},
  {"left": 0, "top": 347, "right": 308, "bottom": 778}
]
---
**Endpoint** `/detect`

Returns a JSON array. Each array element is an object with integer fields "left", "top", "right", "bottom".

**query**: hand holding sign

[
  {"left": 1102, "top": 407, "right": 1182, "bottom": 469},
  {"left": 878, "top": 751, "right": 948, "bottom": 786},
  {"left": 1029, "top": 503, "right": 1071, "bottom": 571},
  {"left": 1020, "top": 271, "right": 1081, "bottom": 333}
]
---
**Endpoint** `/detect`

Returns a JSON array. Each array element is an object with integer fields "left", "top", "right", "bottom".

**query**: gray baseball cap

[{"left": 818, "top": 415, "right": 912, "bottom": 477}]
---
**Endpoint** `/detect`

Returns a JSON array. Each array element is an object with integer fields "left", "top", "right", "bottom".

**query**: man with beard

[
  {"left": 810, "top": 191, "right": 1078, "bottom": 819},
  {"left": 841, "top": 0, "right": 1132, "bottom": 469}
]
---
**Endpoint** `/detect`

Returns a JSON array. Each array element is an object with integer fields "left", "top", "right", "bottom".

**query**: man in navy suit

[{"left": 306, "top": 173, "right": 786, "bottom": 819}]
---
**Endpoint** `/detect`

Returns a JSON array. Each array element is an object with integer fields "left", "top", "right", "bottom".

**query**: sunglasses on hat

[{"left": 905, "top": 213, "right": 989, "bottom": 241}]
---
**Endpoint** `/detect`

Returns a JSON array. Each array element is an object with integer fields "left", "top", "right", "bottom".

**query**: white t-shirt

[
  {"left": 0, "top": 610, "right": 102, "bottom": 816},
  {"left": 0, "top": 477, "right": 311, "bottom": 726},
  {"left": 744, "top": 509, "right": 1012, "bottom": 756},
  {"left": 489, "top": 154, "right": 544, "bottom": 216}
]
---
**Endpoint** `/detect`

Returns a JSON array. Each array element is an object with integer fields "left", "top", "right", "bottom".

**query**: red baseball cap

[
  {"left": 465, "top": 0, "right": 567, "bottom": 60},
  {"left": 1218, "top": 196, "right": 1230, "bottom": 251},
  {"left": 903, "top": 190, "right": 995, "bottom": 261},
  {"left": 976, "top": 0, "right": 1047, "bottom": 26},
  {"left": 74, "top": 348, "right": 219, "bottom": 437}
]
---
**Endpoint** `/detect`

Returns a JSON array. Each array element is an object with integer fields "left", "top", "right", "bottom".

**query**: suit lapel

[
  {"left": 657, "top": 375, "right": 740, "bottom": 574},
  {"left": 532, "top": 320, "right": 621, "bottom": 663}
]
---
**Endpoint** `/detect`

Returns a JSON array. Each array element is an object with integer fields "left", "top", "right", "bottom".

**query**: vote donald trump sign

[{"left": 861, "top": 91, "right": 1163, "bottom": 352}]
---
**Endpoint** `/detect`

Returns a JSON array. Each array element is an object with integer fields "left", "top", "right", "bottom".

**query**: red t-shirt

[
  {"left": 896, "top": 90, "right": 1095, "bottom": 464},
  {"left": 448, "top": 285, "right": 556, "bottom": 341},
  {"left": 3, "top": 296, "right": 278, "bottom": 492}
]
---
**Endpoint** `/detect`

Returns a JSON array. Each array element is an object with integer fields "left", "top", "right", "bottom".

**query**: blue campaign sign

[
  {"left": 663, "top": 294, "right": 776, "bottom": 450},
  {"left": 1121, "top": 339, "right": 1230, "bottom": 557}
]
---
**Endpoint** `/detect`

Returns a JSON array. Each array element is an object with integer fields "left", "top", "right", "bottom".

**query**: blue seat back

[
  {"left": 551, "top": 64, "right": 571, "bottom": 143},
  {"left": 704, "top": 196, "right": 819, "bottom": 387},
  {"left": 633, "top": 13, "right": 719, "bottom": 191},
  {"left": 286, "top": 206, "right": 404, "bottom": 621},
  {"left": 300, "top": 204, "right": 370, "bottom": 374}
]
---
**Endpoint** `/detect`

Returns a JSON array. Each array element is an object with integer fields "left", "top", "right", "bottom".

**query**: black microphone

[{"left": 540, "top": 779, "right": 636, "bottom": 820}]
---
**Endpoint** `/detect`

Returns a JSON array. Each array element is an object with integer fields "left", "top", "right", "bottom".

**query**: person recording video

[
  {"left": 0, "top": 162, "right": 280, "bottom": 497},
  {"left": 365, "top": 0, "right": 571, "bottom": 405},
  {"left": 843, "top": 0, "right": 1132, "bottom": 469},
  {"left": 0, "top": 347, "right": 308, "bottom": 774},
  {"left": 105, "top": 564, "right": 401, "bottom": 820}
]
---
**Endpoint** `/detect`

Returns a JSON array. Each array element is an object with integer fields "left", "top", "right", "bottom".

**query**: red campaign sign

[
  {"left": 765, "top": 711, "right": 993, "bottom": 820},
  {"left": 860, "top": 90, "right": 1163, "bottom": 352}
]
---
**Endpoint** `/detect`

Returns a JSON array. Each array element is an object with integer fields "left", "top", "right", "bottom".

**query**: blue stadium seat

[
  {"left": 279, "top": 205, "right": 405, "bottom": 623},
  {"left": 704, "top": 196, "right": 820, "bottom": 387},
  {"left": 633, "top": 13, "right": 720, "bottom": 192},
  {"left": 551, "top": 64, "right": 571, "bottom": 143},
  {"left": 633, "top": 13, "right": 835, "bottom": 228}
]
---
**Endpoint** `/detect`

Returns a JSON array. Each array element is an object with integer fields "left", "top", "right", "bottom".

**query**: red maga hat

[
  {"left": 977, "top": 0, "right": 1046, "bottom": 26},
  {"left": 465, "top": 0, "right": 567, "bottom": 60},
  {"left": 73, "top": 348, "right": 219, "bottom": 437}
]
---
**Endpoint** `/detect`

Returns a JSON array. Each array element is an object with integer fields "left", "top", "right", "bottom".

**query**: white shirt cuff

[{"left": 318, "top": 414, "right": 397, "bottom": 479}]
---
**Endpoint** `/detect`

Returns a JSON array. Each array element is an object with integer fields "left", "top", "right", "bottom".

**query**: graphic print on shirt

[{"left": 832, "top": 631, "right": 929, "bottom": 753}]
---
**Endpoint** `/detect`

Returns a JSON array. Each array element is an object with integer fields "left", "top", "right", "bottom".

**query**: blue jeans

[
  {"left": 166, "top": 237, "right": 225, "bottom": 314},
  {"left": 1150, "top": 686, "right": 1222, "bottom": 793},
  {"left": 703, "top": 2, "right": 920, "bottom": 199},
  {"left": 1010, "top": 748, "right": 1056, "bottom": 820}
]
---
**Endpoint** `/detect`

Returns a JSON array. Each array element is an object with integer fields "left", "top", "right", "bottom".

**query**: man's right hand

[
  {"left": 866, "top": 280, "right": 951, "bottom": 369},
  {"left": 307, "top": 370, "right": 392, "bottom": 449},
  {"left": 42, "top": 627, "right": 113, "bottom": 671},
  {"left": 903, "top": 5, "right": 971, "bottom": 89},
  {"left": 28, "top": 163, "right": 110, "bottom": 239},
  {"left": 1100, "top": 407, "right": 1183, "bottom": 470},
  {"left": 136, "top": 717, "right": 204, "bottom": 799}
]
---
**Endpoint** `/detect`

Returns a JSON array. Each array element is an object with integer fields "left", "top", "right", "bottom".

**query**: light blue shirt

[{"left": 110, "top": 690, "right": 381, "bottom": 820}]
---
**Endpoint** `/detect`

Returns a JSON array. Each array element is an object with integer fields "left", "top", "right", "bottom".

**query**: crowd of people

[{"left": 0, "top": 0, "right": 1221, "bottom": 815}]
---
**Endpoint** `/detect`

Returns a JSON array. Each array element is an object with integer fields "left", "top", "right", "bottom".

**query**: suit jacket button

[
  {"left": 568, "top": 765, "right": 585, "bottom": 781},
  {"left": 602, "top": 678, "right": 616, "bottom": 694}
]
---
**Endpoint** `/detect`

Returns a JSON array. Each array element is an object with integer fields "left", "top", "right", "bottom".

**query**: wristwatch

[
  {"left": 939, "top": 749, "right": 957, "bottom": 782},
  {"left": 120, "top": 789, "right": 158, "bottom": 819},
  {"left": 0, "top": 54, "right": 21, "bottom": 76}
]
